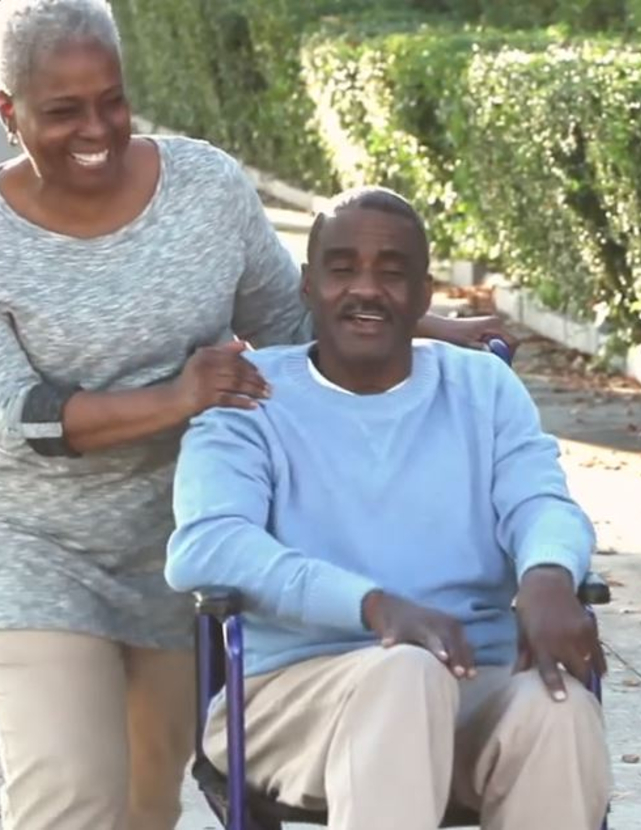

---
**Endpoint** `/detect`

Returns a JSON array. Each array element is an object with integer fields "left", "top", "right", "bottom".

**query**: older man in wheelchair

[{"left": 166, "top": 187, "right": 611, "bottom": 830}]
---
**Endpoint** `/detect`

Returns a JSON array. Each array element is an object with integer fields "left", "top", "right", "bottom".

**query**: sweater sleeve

[
  {"left": 491, "top": 361, "right": 595, "bottom": 588},
  {"left": 166, "top": 408, "right": 377, "bottom": 631},
  {"left": 0, "top": 310, "right": 78, "bottom": 457},
  {"left": 230, "top": 165, "right": 312, "bottom": 348}
]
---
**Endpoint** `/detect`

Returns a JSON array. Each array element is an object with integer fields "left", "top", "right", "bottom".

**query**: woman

[{"left": 0, "top": 1, "right": 513, "bottom": 828}]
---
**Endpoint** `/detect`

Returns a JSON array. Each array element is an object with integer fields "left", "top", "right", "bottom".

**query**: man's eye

[
  {"left": 330, "top": 264, "right": 354, "bottom": 274},
  {"left": 381, "top": 270, "right": 404, "bottom": 280}
]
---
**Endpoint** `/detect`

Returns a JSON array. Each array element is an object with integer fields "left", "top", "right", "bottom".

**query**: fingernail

[
  {"left": 467, "top": 668, "right": 477, "bottom": 679},
  {"left": 553, "top": 690, "right": 567, "bottom": 702},
  {"left": 437, "top": 650, "right": 449, "bottom": 661},
  {"left": 454, "top": 665, "right": 466, "bottom": 678},
  {"left": 263, "top": 385, "right": 272, "bottom": 397}
]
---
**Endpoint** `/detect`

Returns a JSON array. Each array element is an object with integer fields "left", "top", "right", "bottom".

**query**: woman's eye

[{"left": 45, "top": 108, "right": 77, "bottom": 119}]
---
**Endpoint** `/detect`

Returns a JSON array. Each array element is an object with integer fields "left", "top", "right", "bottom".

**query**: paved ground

[{"left": 1, "top": 135, "right": 640, "bottom": 828}]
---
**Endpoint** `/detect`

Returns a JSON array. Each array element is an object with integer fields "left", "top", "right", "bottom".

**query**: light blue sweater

[{"left": 167, "top": 342, "right": 594, "bottom": 676}]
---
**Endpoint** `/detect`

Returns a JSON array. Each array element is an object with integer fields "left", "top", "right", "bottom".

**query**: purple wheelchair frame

[{"left": 192, "top": 338, "right": 611, "bottom": 830}]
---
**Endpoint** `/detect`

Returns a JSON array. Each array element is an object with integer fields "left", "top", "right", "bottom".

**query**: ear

[
  {"left": 415, "top": 271, "right": 432, "bottom": 320},
  {"left": 0, "top": 91, "right": 15, "bottom": 131}
]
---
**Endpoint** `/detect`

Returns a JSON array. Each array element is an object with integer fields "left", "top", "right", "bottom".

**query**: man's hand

[
  {"left": 362, "top": 591, "right": 476, "bottom": 679},
  {"left": 515, "top": 566, "right": 607, "bottom": 701}
]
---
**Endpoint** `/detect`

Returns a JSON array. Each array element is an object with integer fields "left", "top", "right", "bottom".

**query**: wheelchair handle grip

[
  {"left": 577, "top": 571, "right": 611, "bottom": 606},
  {"left": 194, "top": 586, "right": 243, "bottom": 620},
  {"left": 487, "top": 337, "right": 512, "bottom": 367}
]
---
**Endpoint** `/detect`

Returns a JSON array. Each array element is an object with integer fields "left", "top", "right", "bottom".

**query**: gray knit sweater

[{"left": 0, "top": 136, "right": 309, "bottom": 648}]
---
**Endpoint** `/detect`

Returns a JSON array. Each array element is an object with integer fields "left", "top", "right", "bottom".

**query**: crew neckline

[
  {"left": 285, "top": 344, "right": 437, "bottom": 414},
  {"left": 307, "top": 356, "right": 409, "bottom": 395},
  {"left": 0, "top": 135, "right": 166, "bottom": 245}
]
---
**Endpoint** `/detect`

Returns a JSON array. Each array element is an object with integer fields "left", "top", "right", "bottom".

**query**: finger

[
  {"left": 563, "top": 647, "right": 592, "bottom": 686},
  {"left": 421, "top": 631, "right": 450, "bottom": 665},
  {"left": 536, "top": 655, "right": 568, "bottom": 702},
  {"left": 440, "top": 625, "right": 475, "bottom": 678},
  {"left": 214, "top": 393, "right": 259, "bottom": 410},
  {"left": 220, "top": 340, "right": 249, "bottom": 353},
  {"left": 592, "top": 639, "right": 608, "bottom": 676},
  {"left": 218, "top": 378, "right": 271, "bottom": 399}
]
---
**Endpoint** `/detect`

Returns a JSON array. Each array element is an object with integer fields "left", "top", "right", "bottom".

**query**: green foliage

[
  {"left": 408, "top": 0, "right": 632, "bottom": 32},
  {"left": 111, "top": 1, "right": 641, "bottom": 346},
  {"left": 461, "top": 44, "right": 641, "bottom": 344},
  {"left": 303, "top": 27, "right": 641, "bottom": 343}
]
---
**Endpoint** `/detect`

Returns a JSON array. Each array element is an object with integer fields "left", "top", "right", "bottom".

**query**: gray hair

[{"left": 0, "top": 0, "right": 121, "bottom": 95}]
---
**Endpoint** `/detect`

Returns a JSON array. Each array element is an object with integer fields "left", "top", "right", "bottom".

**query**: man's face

[{"left": 303, "top": 206, "right": 431, "bottom": 366}]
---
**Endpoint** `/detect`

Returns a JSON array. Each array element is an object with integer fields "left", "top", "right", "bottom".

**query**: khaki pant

[
  {"left": 206, "top": 645, "right": 610, "bottom": 830},
  {"left": 0, "top": 631, "right": 195, "bottom": 830}
]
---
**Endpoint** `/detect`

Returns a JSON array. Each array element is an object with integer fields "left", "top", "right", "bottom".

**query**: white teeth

[
  {"left": 71, "top": 150, "right": 109, "bottom": 167},
  {"left": 355, "top": 313, "right": 385, "bottom": 321}
]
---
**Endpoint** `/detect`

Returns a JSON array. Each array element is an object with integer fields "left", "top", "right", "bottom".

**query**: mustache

[{"left": 339, "top": 301, "right": 392, "bottom": 320}]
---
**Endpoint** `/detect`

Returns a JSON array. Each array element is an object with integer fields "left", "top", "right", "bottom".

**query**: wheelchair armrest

[
  {"left": 577, "top": 571, "right": 611, "bottom": 606},
  {"left": 194, "top": 586, "right": 243, "bottom": 620}
]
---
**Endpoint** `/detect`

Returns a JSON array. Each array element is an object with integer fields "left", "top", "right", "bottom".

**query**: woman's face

[{"left": 10, "top": 37, "right": 131, "bottom": 194}]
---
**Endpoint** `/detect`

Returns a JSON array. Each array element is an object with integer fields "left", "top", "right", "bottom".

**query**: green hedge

[
  {"left": 114, "top": 0, "right": 419, "bottom": 191},
  {"left": 111, "top": 1, "right": 641, "bottom": 347},
  {"left": 409, "top": 0, "right": 635, "bottom": 32},
  {"left": 303, "top": 28, "right": 641, "bottom": 345}
]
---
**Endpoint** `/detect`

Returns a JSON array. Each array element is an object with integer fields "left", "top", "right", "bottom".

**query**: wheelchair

[{"left": 190, "top": 339, "right": 612, "bottom": 830}]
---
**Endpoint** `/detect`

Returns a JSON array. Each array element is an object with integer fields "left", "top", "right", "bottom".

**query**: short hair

[
  {"left": 307, "top": 186, "right": 430, "bottom": 266},
  {"left": 0, "top": 0, "right": 121, "bottom": 96}
]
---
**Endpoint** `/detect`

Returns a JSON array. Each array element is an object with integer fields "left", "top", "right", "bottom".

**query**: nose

[
  {"left": 78, "top": 106, "right": 109, "bottom": 141},
  {"left": 347, "top": 267, "right": 382, "bottom": 299}
]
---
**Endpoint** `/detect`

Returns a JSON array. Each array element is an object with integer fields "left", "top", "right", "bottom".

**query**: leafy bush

[
  {"left": 303, "top": 28, "right": 641, "bottom": 343},
  {"left": 409, "top": 0, "right": 631, "bottom": 32},
  {"left": 111, "top": 1, "right": 641, "bottom": 346}
]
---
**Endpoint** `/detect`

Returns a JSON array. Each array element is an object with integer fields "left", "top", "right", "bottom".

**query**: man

[{"left": 167, "top": 187, "right": 610, "bottom": 830}]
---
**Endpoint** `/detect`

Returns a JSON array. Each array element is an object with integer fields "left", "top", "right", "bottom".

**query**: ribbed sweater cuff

[
  {"left": 517, "top": 548, "right": 585, "bottom": 591},
  {"left": 303, "top": 570, "right": 379, "bottom": 632}
]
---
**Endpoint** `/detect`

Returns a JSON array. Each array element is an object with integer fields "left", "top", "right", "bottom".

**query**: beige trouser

[
  {"left": 0, "top": 631, "right": 195, "bottom": 830},
  {"left": 206, "top": 645, "right": 610, "bottom": 830}
]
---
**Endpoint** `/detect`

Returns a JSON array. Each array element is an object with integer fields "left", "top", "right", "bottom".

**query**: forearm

[
  {"left": 167, "top": 517, "right": 376, "bottom": 631},
  {"left": 414, "top": 312, "right": 451, "bottom": 340},
  {"left": 63, "top": 382, "right": 189, "bottom": 453}
]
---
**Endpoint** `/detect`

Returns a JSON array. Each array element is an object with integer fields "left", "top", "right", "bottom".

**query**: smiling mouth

[
  {"left": 342, "top": 311, "right": 391, "bottom": 333},
  {"left": 71, "top": 150, "right": 110, "bottom": 168}
]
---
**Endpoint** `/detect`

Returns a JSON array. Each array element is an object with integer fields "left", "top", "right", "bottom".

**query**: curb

[{"left": 492, "top": 279, "right": 641, "bottom": 384}]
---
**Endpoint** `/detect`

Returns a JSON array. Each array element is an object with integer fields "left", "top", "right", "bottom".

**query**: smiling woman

[{"left": 0, "top": 2, "right": 313, "bottom": 829}]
